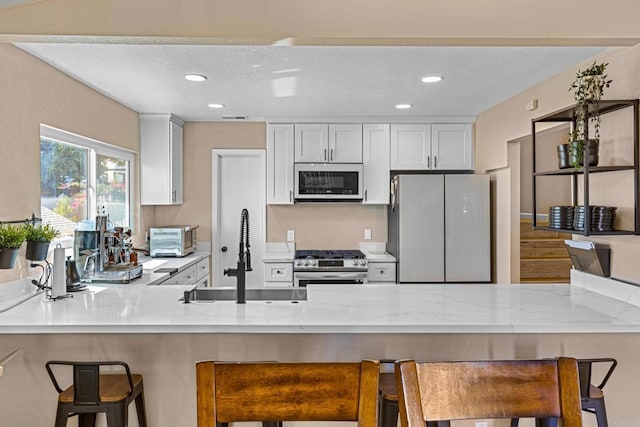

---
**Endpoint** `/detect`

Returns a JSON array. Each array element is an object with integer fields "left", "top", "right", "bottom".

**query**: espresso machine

[{"left": 74, "top": 213, "right": 143, "bottom": 283}]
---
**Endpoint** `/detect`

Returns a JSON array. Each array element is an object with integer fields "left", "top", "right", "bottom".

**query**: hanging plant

[{"left": 567, "top": 61, "right": 612, "bottom": 168}]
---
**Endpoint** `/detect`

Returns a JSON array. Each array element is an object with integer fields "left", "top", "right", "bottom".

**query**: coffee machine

[{"left": 74, "top": 213, "right": 143, "bottom": 283}]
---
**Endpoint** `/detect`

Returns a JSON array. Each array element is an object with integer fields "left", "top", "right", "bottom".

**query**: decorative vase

[
  {"left": 25, "top": 241, "right": 50, "bottom": 261},
  {"left": 0, "top": 248, "right": 20, "bottom": 269},
  {"left": 568, "top": 139, "right": 599, "bottom": 168}
]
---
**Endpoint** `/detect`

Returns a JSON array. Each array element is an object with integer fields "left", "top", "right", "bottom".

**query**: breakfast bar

[{"left": 2, "top": 275, "right": 640, "bottom": 426}]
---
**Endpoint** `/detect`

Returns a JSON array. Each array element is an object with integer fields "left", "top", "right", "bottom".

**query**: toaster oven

[{"left": 149, "top": 225, "right": 198, "bottom": 257}]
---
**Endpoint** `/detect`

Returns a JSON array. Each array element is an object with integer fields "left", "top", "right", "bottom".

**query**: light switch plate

[
  {"left": 364, "top": 229, "right": 372, "bottom": 240},
  {"left": 287, "top": 230, "right": 295, "bottom": 242}
]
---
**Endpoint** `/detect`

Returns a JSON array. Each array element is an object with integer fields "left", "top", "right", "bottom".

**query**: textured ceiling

[{"left": 16, "top": 43, "right": 606, "bottom": 121}]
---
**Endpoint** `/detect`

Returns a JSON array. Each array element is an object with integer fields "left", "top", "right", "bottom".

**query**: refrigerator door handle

[{"left": 390, "top": 177, "right": 398, "bottom": 211}]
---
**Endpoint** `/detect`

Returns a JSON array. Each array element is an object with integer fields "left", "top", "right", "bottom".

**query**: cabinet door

[
  {"left": 328, "top": 124, "right": 363, "bottom": 163},
  {"left": 431, "top": 124, "right": 473, "bottom": 170},
  {"left": 362, "top": 124, "right": 390, "bottom": 204},
  {"left": 267, "top": 124, "right": 294, "bottom": 204},
  {"left": 140, "top": 113, "right": 184, "bottom": 205},
  {"left": 294, "top": 124, "right": 328, "bottom": 162},
  {"left": 390, "top": 124, "right": 432, "bottom": 169},
  {"left": 445, "top": 174, "right": 490, "bottom": 281},
  {"left": 170, "top": 120, "right": 184, "bottom": 203}
]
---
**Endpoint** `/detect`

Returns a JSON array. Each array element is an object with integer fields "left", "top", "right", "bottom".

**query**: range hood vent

[
  {"left": 222, "top": 115, "right": 248, "bottom": 120},
  {"left": 564, "top": 240, "right": 610, "bottom": 277}
]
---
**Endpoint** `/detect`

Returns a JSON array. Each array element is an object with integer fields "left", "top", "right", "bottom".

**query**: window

[{"left": 40, "top": 125, "right": 135, "bottom": 238}]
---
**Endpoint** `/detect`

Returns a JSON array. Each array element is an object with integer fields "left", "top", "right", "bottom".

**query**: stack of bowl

[
  {"left": 573, "top": 206, "right": 617, "bottom": 231},
  {"left": 548, "top": 206, "right": 574, "bottom": 229}
]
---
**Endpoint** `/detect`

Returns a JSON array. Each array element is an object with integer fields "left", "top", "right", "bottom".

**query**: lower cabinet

[
  {"left": 195, "top": 257, "right": 210, "bottom": 287},
  {"left": 263, "top": 262, "right": 293, "bottom": 288},
  {"left": 159, "top": 257, "right": 210, "bottom": 287},
  {"left": 367, "top": 262, "right": 397, "bottom": 284}
]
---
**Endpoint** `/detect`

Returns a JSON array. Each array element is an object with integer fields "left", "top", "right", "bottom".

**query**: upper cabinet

[
  {"left": 267, "top": 124, "right": 295, "bottom": 205},
  {"left": 390, "top": 123, "right": 473, "bottom": 171},
  {"left": 294, "top": 124, "right": 363, "bottom": 163},
  {"left": 362, "top": 124, "right": 390, "bottom": 204},
  {"left": 140, "top": 113, "right": 184, "bottom": 205}
]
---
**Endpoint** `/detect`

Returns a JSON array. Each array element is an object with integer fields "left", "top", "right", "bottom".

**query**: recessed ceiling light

[
  {"left": 207, "top": 103, "right": 225, "bottom": 109},
  {"left": 421, "top": 75, "right": 443, "bottom": 83},
  {"left": 395, "top": 104, "right": 413, "bottom": 109},
  {"left": 184, "top": 74, "right": 207, "bottom": 82}
]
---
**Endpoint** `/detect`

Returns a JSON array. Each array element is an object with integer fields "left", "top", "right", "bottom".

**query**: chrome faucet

[{"left": 223, "top": 208, "right": 252, "bottom": 304}]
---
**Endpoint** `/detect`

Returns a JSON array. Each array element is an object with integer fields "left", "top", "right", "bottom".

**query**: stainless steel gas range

[{"left": 293, "top": 249, "right": 368, "bottom": 287}]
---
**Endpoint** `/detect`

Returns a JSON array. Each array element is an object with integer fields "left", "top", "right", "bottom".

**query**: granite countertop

[{"left": 2, "top": 278, "right": 640, "bottom": 334}]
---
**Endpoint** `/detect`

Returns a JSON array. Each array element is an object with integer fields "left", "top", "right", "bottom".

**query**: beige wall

[
  {"left": 0, "top": 44, "right": 140, "bottom": 283},
  {"left": 476, "top": 44, "right": 640, "bottom": 284}
]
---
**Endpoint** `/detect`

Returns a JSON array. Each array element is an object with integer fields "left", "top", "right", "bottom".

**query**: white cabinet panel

[
  {"left": 294, "top": 124, "right": 328, "bottom": 162},
  {"left": 195, "top": 257, "right": 210, "bottom": 281},
  {"left": 368, "top": 262, "right": 396, "bottom": 283},
  {"left": 431, "top": 124, "right": 473, "bottom": 170},
  {"left": 362, "top": 124, "right": 390, "bottom": 204},
  {"left": 162, "top": 265, "right": 197, "bottom": 286},
  {"left": 390, "top": 124, "right": 431, "bottom": 169},
  {"left": 267, "top": 124, "right": 294, "bottom": 204},
  {"left": 140, "top": 114, "right": 184, "bottom": 205},
  {"left": 328, "top": 124, "right": 363, "bottom": 163},
  {"left": 263, "top": 262, "right": 293, "bottom": 287}
]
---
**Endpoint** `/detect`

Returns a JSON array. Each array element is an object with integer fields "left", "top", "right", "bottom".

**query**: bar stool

[
  {"left": 379, "top": 360, "right": 450, "bottom": 427},
  {"left": 510, "top": 357, "right": 617, "bottom": 427},
  {"left": 46, "top": 360, "right": 147, "bottom": 427}
]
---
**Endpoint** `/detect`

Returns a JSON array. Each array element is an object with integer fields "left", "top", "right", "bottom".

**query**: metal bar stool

[
  {"left": 379, "top": 360, "right": 450, "bottom": 427},
  {"left": 46, "top": 360, "right": 147, "bottom": 427}
]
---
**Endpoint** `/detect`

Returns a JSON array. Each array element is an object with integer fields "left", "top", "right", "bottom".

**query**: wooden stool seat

[
  {"left": 58, "top": 374, "right": 144, "bottom": 403},
  {"left": 46, "top": 360, "right": 147, "bottom": 427}
]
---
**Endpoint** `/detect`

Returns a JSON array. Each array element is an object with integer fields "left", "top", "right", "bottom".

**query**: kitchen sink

[{"left": 181, "top": 286, "right": 307, "bottom": 303}]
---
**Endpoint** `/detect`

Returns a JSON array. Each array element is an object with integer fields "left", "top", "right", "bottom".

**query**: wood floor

[{"left": 520, "top": 218, "right": 572, "bottom": 283}]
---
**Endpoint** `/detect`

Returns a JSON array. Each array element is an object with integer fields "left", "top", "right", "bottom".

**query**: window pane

[
  {"left": 40, "top": 138, "right": 89, "bottom": 237},
  {"left": 97, "top": 154, "right": 130, "bottom": 228}
]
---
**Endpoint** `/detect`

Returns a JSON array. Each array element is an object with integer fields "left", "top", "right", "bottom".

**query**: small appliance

[{"left": 150, "top": 225, "right": 198, "bottom": 257}]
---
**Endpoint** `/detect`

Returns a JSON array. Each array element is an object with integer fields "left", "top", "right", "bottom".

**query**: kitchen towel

[{"left": 51, "top": 245, "right": 66, "bottom": 297}]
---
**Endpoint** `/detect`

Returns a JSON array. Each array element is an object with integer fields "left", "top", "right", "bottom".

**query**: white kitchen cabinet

[
  {"left": 328, "top": 124, "right": 363, "bottom": 163},
  {"left": 390, "top": 123, "right": 473, "bottom": 171},
  {"left": 362, "top": 124, "right": 390, "bottom": 204},
  {"left": 367, "top": 262, "right": 396, "bottom": 283},
  {"left": 162, "top": 264, "right": 197, "bottom": 286},
  {"left": 140, "top": 113, "right": 184, "bottom": 205},
  {"left": 431, "top": 124, "right": 473, "bottom": 170},
  {"left": 294, "top": 124, "right": 362, "bottom": 163},
  {"left": 267, "top": 124, "right": 294, "bottom": 204},
  {"left": 263, "top": 262, "right": 293, "bottom": 288},
  {"left": 294, "top": 124, "right": 328, "bottom": 162},
  {"left": 195, "top": 257, "right": 210, "bottom": 287}
]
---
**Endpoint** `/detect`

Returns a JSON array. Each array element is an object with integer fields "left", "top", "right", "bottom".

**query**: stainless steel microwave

[
  {"left": 294, "top": 163, "right": 363, "bottom": 201},
  {"left": 149, "top": 225, "right": 198, "bottom": 257}
]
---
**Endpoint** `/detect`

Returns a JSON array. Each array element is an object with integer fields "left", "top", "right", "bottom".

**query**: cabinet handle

[
  {"left": 427, "top": 156, "right": 431, "bottom": 168},
  {"left": 330, "top": 149, "right": 334, "bottom": 161},
  {"left": 324, "top": 149, "right": 327, "bottom": 162},
  {"left": 434, "top": 156, "right": 438, "bottom": 168},
  {"left": 289, "top": 190, "right": 293, "bottom": 202},
  {"left": 364, "top": 189, "right": 368, "bottom": 201},
  {"left": 172, "top": 190, "right": 177, "bottom": 202}
]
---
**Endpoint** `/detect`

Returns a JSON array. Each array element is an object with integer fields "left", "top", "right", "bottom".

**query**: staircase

[{"left": 520, "top": 218, "right": 572, "bottom": 283}]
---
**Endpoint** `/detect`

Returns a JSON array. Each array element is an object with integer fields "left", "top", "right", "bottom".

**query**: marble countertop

[{"left": 2, "top": 279, "right": 640, "bottom": 334}]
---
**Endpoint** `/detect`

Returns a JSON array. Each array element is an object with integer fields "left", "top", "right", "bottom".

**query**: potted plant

[
  {"left": 567, "top": 61, "right": 612, "bottom": 169},
  {"left": 24, "top": 223, "right": 60, "bottom": 261},
  {"left": 0, "top": 224, "right": 27, "bottom": 269}
]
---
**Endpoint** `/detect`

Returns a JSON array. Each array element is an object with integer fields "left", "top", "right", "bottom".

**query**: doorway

[{"left": 212, "top": 149, "right": 265, "bottom": 288}]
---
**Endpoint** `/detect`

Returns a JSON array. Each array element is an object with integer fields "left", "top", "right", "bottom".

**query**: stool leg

[
  {"left": 78, "top": 413, "right": 97, "bottom": 427},
  {"left": 511, "top": 419, "right": 520, "bottom": 427},
  {"left": 536, "top": 418, "right": 558, "bottom": 427},
  {"left": 105, "top": 404, "right": 128, "bottom": 427},
  {"left": 379, "top": 398, "right": 398, "bottom": 427},
  {"left": 135, "top": 389, "right": 148, "bottom": 427},
  {"left": 262, "top": 422, "right": 282, "bottom": 427},
  {"left": 54, "top": 406, "right": 69, "bottom": 427},
  {"left": 593, "top": 400, "right": 609, "bottom": 427}
]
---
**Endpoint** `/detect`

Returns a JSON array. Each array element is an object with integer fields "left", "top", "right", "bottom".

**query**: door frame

[{"left": 212, "top": 149, "right": 266, "bottom": 287}]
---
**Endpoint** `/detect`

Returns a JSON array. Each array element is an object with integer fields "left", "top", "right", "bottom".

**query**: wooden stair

[{"left": 520, "top": 218, "right": 572, "bottom": 284}]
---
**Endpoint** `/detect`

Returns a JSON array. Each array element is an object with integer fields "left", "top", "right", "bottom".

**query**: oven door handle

[{"left": 294, "top": 272, "right": 368, "bottom": 279}]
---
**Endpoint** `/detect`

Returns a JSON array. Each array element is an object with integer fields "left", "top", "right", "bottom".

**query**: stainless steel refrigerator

[{"left": 388, "top": 174, "right": 490, "bottom": 283}]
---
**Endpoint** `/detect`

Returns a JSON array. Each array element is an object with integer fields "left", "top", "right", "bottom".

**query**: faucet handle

[{"left": 245, "top": 252, "right": 252, "bottom": 272}]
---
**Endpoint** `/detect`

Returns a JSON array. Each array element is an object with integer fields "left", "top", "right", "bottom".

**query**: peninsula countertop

[{"left": 2, "top": 280, "right": 640, "bottom": 334}]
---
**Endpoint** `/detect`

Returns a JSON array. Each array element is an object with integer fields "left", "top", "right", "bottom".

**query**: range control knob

[{"left": 359, "top": 260, "right": 367, "bottom": 266}]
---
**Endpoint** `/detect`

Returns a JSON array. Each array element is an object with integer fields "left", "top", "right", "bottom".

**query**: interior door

[{"left": 212, "top": 149, "right": 265, "bottom": 288}]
